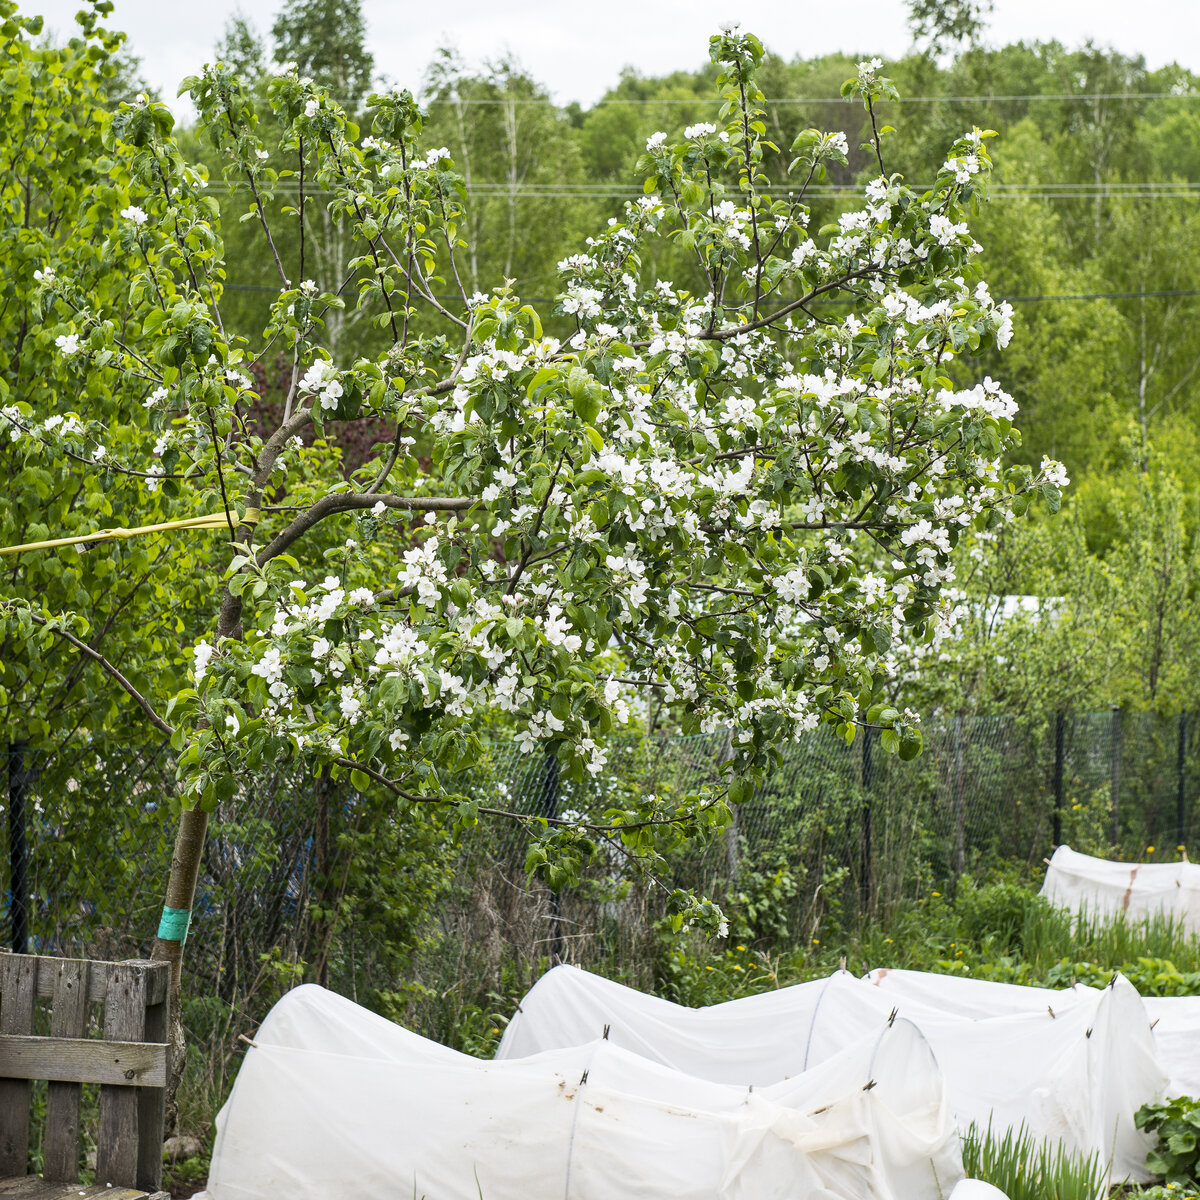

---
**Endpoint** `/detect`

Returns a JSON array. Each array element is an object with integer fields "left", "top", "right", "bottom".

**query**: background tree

[
  {"left": 422, "top": 49, "right": 593, "bottom": 300},
  {"left": 214, "top": 11, "right": 267, "bottom": 87},
  {"left": 907, "top": 0, "right": 993, "bottom": 58},
  {"left": 0, "top": 0, "right": 209, "bottom": 759},
  {"left": 271, "top": 0, "right": 373, "bottom": 113}
]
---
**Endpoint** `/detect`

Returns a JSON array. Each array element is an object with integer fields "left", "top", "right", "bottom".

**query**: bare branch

[
  {"left": 23, "top": 611, "right": 175, "bottom": 738},
  {"left": 255, "top": 491, "right": 477, "bottom": 567}
]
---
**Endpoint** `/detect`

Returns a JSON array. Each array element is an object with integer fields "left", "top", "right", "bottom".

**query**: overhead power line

[
  {"left": 423, "top": 91, "right": 1197, "bottom": 107},
  {"left": 223, "top": 284, "right": 1200, "bottom": 303},
  {"left": 197, "top": 180, "right": 1200, "bottom": 201}
]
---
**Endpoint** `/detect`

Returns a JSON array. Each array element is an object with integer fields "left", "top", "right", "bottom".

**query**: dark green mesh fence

[{"left": 2, "top": 711, "right": 1197, "bottom": 1113}]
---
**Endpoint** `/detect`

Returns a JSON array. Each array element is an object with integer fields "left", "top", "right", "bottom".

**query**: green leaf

[
  {"left": 728, "top": 776, "right": 754, "bottom": 805},
  {"left": 567, "top": 365, "right": 590, "bottom": 402}
]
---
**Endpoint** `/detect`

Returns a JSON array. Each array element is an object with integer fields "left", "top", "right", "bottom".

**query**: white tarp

[
  {"left": 864, "top": 964, "right": 1200, "bottom": 1104},
  {"left": 863, "top": 964, "right": 1200, "bottom": 1104},
  {"left": 500, "top": 965, "right": 1167, "bottom": 1181},
  {"left": 1041, "top": 844, "right": 1200, "bottom": 930},
  {"left": 1145, "top": 996, "right": 1200, "bottom": 1097},
  {"left": 1040, "top": 848, "right": 1200, "bottom": 1097},
  {"left": 197, "top": 983, "right": 964, "bottom": 1200},
  {"left": 862, "top": 967, "right": 1167, "bottom": 1176}
]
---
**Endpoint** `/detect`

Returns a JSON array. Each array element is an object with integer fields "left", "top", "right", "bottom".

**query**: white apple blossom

[{"left": 192, "top": 642, "right": 215, "bottom": 682}]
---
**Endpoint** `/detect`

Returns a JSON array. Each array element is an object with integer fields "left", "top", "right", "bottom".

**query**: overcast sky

[{"left": 27, "top": 0, "right": 1200, "bottom": 115}]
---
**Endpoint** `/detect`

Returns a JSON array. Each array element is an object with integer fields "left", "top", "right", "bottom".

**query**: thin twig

[{"left": 21, "top": 611, "right": 175, "bottom": 737}]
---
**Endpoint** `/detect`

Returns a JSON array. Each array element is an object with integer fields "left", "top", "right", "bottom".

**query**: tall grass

[
  {"left": 663, "top": 878, "right": 1200, "bottom": 1009},
  {"left": 960, "top": 1119, "right": 1109, "bottom": 1200},
  {"left": 1020, "top": 905, "right": 1200, "bottom": 977},
  {"left": 817, "top": 885, "right": 1200, "bottom": 989}
]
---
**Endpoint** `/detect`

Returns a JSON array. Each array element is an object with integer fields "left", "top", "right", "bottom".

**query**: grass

[
  {"left": 658, "top": 877, "right": 1200, "bottom": 1006},
  {"left": 960, "top": 1119, "right": 1109, "bottom": 1200},
  {"left": 1022, "top": 905, "right": 1200, "bottom": 978}
]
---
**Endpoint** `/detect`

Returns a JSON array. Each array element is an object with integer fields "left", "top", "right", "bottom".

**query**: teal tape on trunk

[{"left": 158, "top": 906, "right": 191, "bottom": 943}]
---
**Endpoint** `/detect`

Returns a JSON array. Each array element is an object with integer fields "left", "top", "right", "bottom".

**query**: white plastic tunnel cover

[
  {"left": 863, "top": 968, "right": 1167, "bottom": 1181},
  {"left": 1039, "top": 846, "right": 1200, "bottom": 1101},
  {"left": 498, "top": 962, "right": 879, "bottom": 1084},
  {"left": 1041, "top": 844, "right": 1200, "bottom": 930},
  {"left": 861, "top": 967, "right": 1200, "bottom": 1101},
  {"left": 499, "top": 965, "right": 1167, "bottom": 1182},
  {"left": 197, "top": 983, "right": 963, "bottom": 1200}
]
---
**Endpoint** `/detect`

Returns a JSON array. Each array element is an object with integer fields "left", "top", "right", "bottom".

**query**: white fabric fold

[
  {"left": 198, "top": 983, "right": 962, "bottom": 1200},
  {"left": 500, "top": 964, "right": 1168, "bottom": 1181}
]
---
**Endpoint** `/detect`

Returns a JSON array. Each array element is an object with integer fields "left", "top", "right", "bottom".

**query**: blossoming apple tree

[{"left": 0, "top": 11, "right": 1064, "bottom": 1082}]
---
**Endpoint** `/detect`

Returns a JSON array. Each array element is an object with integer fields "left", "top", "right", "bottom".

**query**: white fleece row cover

[
  {"left": 197, "top": 983, "right": 964, "bottom": 1200},
  {"left": 865, "top": 966, "right": 1200, "bottom": 1103},
  {"left": 1145, "top": 995, "right": 1200, "bottom": 1098},
  {"left": 498, "top": 965, "right": 1168, "bottom": 1181},
  {"left": 1041, "top": 844, "right": 1200, "bottom": 929}
]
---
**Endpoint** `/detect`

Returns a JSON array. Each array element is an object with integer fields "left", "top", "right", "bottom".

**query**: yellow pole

[{"left": 0, "top": 509, "right": 260, "bottom": 557}]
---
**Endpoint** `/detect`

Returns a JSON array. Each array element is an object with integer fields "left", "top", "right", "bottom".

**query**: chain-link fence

[{"left": 2, "top": 711, "right": 1198, "bottom": 1117}]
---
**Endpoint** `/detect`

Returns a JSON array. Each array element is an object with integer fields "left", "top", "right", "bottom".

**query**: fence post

[
  {"left": 7, "top": 743, "right": 29, "bottom": 955},
  {"left": 860, "top": 727, "right": 873, "bottom": 910},
  {"left": 543, "top": 748, "right": 563, "bottom": 963},
  {"left": 1053, "top": 713, "right": 1065, "bottom": 848},
  {"left": 719, "top": 728, "right": 739, "bottom": 880},
  {"left": 953, "top": 715, "right": 966, "bottom": 880},
  {"left": 1178, "top": 712, "right": 1188, "bottom": 851},
  {"left": 314, "top": 772, "right": 332, "bottom": 989},
  {"left": 1111, "top": 707, "right": 1122, "bottom": 848}
]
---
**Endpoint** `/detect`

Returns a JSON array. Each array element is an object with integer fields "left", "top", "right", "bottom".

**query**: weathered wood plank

[
  {"left": 0, "top": 956, "right": 106, "bottom": 1006},
  {"left": 0, "top": 1178, "right": 59, "bottom": 1196},
  {"left": 0, "top": 1036, "right": 166, "bottom": 1088},
  {"left": 112, "top": 961, "right": 167, "bottom": 1010},
  {"left": 0, "top": 1178, "right": 53, "bottom": 1196},
  {"left": 43, "top": 960, "right": 89, "bottom": 1183},
  {"left": 0, "top": 957, "right": 37, "bottom": 1176},
  {"left": 0, "top": 956, "right": 167, "bottom": 1009},
  {"left": 0, "top": 1178, "right": 153, "bottom": 1198},
  {"left": 96, "top": 965, "right": 144, "bottom": 1188},
  {"left": 66, "top": 1185, "right": 151, "bottom": 1199},
  {"left": 135, "top": 994, "right": 167, "bottom": 1193}
]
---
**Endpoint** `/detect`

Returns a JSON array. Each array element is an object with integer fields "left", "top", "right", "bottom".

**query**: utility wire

[
  {"left": 422, "top": 91, "right": 1197, "bottom": 107},
  {"left": 223, "top": 284, "right": 1200, "bottom": 303},
  {"left": 197, "top": 181, "right": 1200, "bottom": 200}
]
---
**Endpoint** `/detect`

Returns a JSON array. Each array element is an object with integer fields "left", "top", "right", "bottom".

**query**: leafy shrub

[
  {"left": 657, "top": 941, "right": 778, "bottom": 1007},
  {"left": 1043, "top": 957, "right": 1200, "bottom": 998},
  {"left": 1137, "top": 1095, "right": 1200, "bottom": 1187},
  {"left": 956, "top": 879, "right": 1050, "bottom": 955},
  {"left": 723, "top": 862, "right": 801, "bottom": 946}
]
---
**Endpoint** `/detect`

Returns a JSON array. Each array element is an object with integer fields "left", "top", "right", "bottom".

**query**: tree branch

[
  {"left": 255, "top": 491, "right": 477, "bottom": 567},
  {"left": 24, "top": 611, "right": 175, "bottom": 738}
]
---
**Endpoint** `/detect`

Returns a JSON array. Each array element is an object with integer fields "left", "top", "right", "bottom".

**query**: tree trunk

[
  {"left": 149, "top": 527, "right": 253, "bottom": 1127},
  {"left": 150, "top": 804, "right": 210, "bottom": 1134}
]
